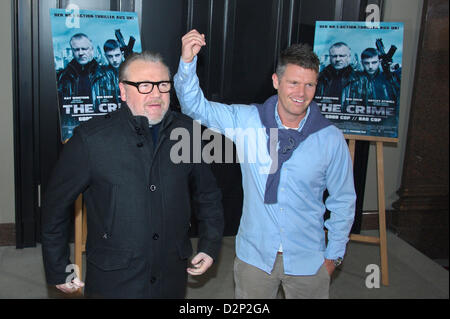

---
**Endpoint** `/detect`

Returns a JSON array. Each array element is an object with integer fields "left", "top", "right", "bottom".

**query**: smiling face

[
  {"left": 272, "top": 63, "right": 318, "bottom": 128},
  {"left": 119, "top": 60, "right": 170, "bottom": 124}
]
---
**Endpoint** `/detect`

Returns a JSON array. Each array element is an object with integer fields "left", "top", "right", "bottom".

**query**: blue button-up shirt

[{"left": 174, "top": 57, "right": 356, "bottom": 275}]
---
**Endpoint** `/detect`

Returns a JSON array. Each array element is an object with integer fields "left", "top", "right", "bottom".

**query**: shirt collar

[{"left": 275, "top": 102, "right": 311, "bottom": 132}]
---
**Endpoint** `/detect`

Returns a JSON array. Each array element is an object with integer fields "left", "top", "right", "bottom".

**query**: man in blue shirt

[{"left": 174, "top": 30, "right": 356, "bottom": 299}]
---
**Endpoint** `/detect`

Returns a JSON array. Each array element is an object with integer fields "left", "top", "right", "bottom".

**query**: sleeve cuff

[
  {"left": 177, "top": 56, "right": 197, "bottom": 78},
  {"left": 325, "top": 239, "right": 349, "bottom": 260}
]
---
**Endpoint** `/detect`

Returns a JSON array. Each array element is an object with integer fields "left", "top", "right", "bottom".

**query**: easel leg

[
  {"left": 348, "top": 139, "right": 356, "bottom": 164},
  {"left": 74, "top": 194, "right": 83, "bottom": 294},
  {"left": 376, "top": 142, "right": 389, "bottom": 286}
]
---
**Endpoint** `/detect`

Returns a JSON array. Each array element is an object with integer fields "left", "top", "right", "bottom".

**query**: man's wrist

[
  {"left": 181, "top": 55, "right": 197, "bottom": 65},
  {"left": 326, "top": 257, "right": 343, "bottom": 267},
  {"left": 182, "top": 57, "right": 194, "bottom": 64},
  {"left": 328, "top": 257, "right": 344, "bottom": 267}
]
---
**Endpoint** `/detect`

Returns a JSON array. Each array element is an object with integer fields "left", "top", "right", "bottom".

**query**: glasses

[{"left": 122, "top": 80, "right": 173, "bottom": 94}]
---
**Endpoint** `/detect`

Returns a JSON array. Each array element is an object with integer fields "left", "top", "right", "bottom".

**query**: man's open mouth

[{"left": 290, "top": 97, "right": 304, "bottom": 103}]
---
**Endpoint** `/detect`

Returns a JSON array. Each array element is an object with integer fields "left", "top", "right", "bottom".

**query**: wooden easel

[
  {"left": 345, "top": 134, "right": 398, "bottom": 286},
  {"left": 61, "top": 139, "right": 87, "bottom": 294},
  {"left": 74, "top": 194, "right": 87, "bottom": 294}
]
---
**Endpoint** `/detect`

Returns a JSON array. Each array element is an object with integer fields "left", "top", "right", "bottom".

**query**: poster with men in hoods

[
  {"left": 50, "top": 8, "right": 142, "bottom": 142},
  {"left": 313, "top": 21, "right": 403, "bottom": 139}
]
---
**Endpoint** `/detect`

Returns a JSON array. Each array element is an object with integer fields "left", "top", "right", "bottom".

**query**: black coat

[
  {"left": 316, "top": 64, "right": 369, "bottom": 107},
  {"left": 41, "top": 104, "right": 224, "bottom": 298}
]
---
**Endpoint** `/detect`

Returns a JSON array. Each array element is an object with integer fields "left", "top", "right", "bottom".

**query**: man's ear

[
  {"left": 272, "top": 73, "right": 279, "bottom": 90},
  {"left": 119, "top": 82, "right": 127, "bottom": 102}
]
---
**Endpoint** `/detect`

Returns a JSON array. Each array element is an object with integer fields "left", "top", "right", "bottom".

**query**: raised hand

[{"left": 181, "top": 29, "right": 206, "bottom": 63}]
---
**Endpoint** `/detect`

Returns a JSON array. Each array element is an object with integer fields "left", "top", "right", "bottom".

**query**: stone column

[{"left": 391, "top": 0, "right": 449, "bottom": 259}]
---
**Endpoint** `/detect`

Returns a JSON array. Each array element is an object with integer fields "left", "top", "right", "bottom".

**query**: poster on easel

[
  {"left": 313, "top": 21, "right": 403, "bottom": 139},
  {"left": 50, "top": 8, "right": 142, "bottom": 142}
]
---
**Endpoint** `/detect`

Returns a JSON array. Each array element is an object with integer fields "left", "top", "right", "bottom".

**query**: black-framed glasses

[{"left": 122, "top": 80, "right": 173, "bottom": 94}]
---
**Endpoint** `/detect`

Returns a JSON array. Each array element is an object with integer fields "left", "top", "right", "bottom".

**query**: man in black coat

[
  {"left": 57, "top": 33, "right": 120, "bottom": 142},
  {"left": 42, "top": 51, "right": 224, "bottom": 298},
  {"left": 315, "top": 42, "right": 368, "bottom": 108}
]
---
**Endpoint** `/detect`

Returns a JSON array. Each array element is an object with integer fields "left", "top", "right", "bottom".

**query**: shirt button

[
  {"left": 152, "top": 233, "right": 159, "bottom": 240},
  {"left": 150, "top": 276, "right": 157, "bottom": 284},
  {"left": 149, "top": 185, "right": 156, "bottom": 192},
  {"left": 136, "top": 142, "right": 144, "bottom": 148}
]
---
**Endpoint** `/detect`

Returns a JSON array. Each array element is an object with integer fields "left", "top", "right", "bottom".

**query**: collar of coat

[{"left": 118, "top": 102, "right": 174, "bottom": 134}]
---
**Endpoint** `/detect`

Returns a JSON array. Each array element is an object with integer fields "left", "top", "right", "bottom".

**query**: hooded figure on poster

[
  {"left": 50, "top": 8, "right": 142, "bottom": 142},
  {"left": 313, "top": 21, "right": 403, "bottom": 138}
]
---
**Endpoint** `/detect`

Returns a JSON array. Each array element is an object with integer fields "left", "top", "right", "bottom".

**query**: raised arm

[{"left": 174, "top": 30, "right": 253, "bottom": 138}]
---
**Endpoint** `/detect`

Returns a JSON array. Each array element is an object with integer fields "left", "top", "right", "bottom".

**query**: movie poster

[
  {"left": 313, "top": 21, "right": 403, "bottom": 139},
  {"left": 50, "top": 8, "right": 142, "bottom": 142}
]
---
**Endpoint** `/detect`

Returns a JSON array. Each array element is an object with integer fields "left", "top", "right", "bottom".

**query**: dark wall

[{"left": 140, "top": 0, "right": 186, "bottom": 78}]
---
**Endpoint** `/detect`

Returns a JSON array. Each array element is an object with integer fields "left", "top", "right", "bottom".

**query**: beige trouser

[{"left": 234, "top": 253, "right": 330, "bottom": 299}]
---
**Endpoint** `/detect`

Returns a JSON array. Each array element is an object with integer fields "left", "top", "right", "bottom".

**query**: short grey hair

[
  {"left": 329, "top": 42, "right": 351, "bottom": 53},
  {"left": 119, "top": 51, "right": 171, "bottom": 82},
  {"left": 69, "top": 33, "right": 92, "bottom": 47}
]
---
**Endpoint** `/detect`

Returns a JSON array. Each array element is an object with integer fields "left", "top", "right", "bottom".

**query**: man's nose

[
  {"left": 295, "top": 85, "right": 305, "bottom": 96},
  {"left": 149, "top": 85, "right": 162, "bottom": 96}
]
